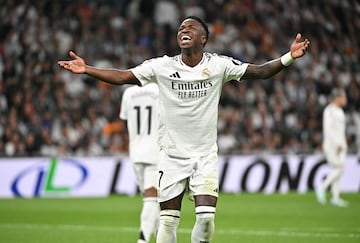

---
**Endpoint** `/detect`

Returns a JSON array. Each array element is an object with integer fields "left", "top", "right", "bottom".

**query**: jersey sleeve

[
  {"left": 130, "top": 58, "right": 161, "bottom": 86},
  {"left": 119, "top": 89, "right": 129, "bottom": 120},
  {"left": 220, "top": 55, "right": 249, "bottom": 83},
  {"left": 323, "top": 107, "right": 338, "bottom": 144}
]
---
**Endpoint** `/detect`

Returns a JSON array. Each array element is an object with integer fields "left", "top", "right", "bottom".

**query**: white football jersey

[
  {"left": 131, "top": 52, "right": 249, "bottom": 158},
  {"left": 322, "top": 103, "right": 347, "bottom": 150},
  {"left": 120, "top": 83, "right": 160, "bottom": 164}
]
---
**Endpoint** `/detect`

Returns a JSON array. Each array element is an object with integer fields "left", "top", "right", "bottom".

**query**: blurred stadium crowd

[{"left": 0, "top": 0, "right": 359, "bottom": 157}]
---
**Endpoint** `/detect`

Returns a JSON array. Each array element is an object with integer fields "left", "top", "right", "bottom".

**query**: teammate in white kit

[
  {"left": 120, "top": 83, "right": 160, "bottom": 242},
  {"left": 316, "top": 88, "right": 348, "bottom": 207},
  {"left": 58, "top": 16, "right": 310, "bottom": 243}
]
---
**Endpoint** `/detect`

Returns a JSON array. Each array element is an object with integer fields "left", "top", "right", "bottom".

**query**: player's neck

[
  {"left": 332, "top": 100, "right": 343, "bottom": 108},
  {"left": 181, "top": 50, "right": 203, "bottom": 67}
]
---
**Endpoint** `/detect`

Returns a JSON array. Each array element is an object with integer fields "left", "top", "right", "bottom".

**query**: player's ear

[{"left": 201, "top": 35, "right": 207, "bottom": 46}]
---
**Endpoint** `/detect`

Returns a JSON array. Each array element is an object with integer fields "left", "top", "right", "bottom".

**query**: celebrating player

[{"left": 58, "top": 16, "right": 310, "bottom": 243}]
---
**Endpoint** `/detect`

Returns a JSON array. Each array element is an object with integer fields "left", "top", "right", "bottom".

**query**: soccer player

[
  {"left": 120, "top": 83, "right": 160, "bottom": 242},
  {"left": 58, "top": 16, "right": 310, "bottom": 243},
  {"left": 316, "top": 88, "right": 348, "bottom": 207}
]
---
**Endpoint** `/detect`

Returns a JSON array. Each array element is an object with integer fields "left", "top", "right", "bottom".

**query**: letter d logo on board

[{"left": 11, "top": 158, "right": 88, "bottom": 197}]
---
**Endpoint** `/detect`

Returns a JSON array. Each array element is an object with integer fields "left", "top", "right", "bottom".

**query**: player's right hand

[{"left": 58, "top": 51, "right": 86, "bottom": 73}]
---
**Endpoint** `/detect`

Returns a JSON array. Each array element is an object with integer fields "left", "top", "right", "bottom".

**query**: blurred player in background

[
  {"left": 120, "top": 83, "right": 160, "bottom": 242},
  {"left": 316, "top": 88, "right": 348, "bottom": 207},
  {"left": 58, "top": 16, "right": 310, "bottom": 243}
]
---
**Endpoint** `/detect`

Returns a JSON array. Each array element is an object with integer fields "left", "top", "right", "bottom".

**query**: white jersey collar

[{"left": 179, "top": 53, "right": 206, "bottom": 69}]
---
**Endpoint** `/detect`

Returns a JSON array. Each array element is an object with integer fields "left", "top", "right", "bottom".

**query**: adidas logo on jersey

[{"left": 169, "top": 72, "right": 181, "bottom": 78}]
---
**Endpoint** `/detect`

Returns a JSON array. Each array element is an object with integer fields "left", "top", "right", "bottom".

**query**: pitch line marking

[
  {"left": 280, "top": 226, "right": 360, "bottom": 233},
  {"left": 1, "top": 223, "right": 359, "bottom": 239}
]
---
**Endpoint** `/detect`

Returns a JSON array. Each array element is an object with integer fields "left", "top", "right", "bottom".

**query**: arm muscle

[
  {"left": 242, "top": 58, "right": 284, "bottom": 80},
  {"left": 85, "top": 66, "right": 141, "bottom": 86}
]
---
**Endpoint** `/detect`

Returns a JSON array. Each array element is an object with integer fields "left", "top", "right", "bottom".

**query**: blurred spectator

[
  {"left": 218, "top": 126, "right": 238, "bottom": 155},
  {"left": 154, "top": 0, "right": 180, "bottom": 30},
  {"left": 0, "top": 0, "right": 359, "bottom": 156}
]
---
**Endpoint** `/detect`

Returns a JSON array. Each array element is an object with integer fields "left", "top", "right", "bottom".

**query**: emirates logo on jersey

[{"left": 171, "top": 80, "right": 213, "bottom": 99}]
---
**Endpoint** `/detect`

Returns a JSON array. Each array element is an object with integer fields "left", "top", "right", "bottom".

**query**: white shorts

[
  {"left": 323, "top": 147, "right": 346, "bottom": 166},
  {"left": 133, "top": 163, "right": 158, "bottom": 192},
  {"left": 157, "top": 150, "right": 219, "bottom": 203}
]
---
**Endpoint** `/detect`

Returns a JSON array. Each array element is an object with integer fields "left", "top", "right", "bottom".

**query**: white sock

[
  {"left": 331, "top": 178, "right": 340, "bottom": 201},
  {"left": 138, "top": 197, "right": 159, "bottom": 243},
  {"left": 321, "top": 167, "right": 343, "bottom": 191},
  {"left": 156, "top": 210, "right": 180, "bottom": 243},
  {"left": 191, "top": 206, "right": 216, "bottom": 243}
]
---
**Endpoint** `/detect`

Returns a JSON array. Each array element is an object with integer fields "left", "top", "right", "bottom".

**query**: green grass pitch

[{"left": 0, "top": 193, "right": 359, "bottom": 243}]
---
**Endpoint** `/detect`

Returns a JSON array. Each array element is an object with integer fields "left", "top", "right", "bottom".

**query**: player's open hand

[
  {"left": 58, "top": 51, "right": 86, "bottom": 73},
  {"left": 290, "top": 33, "right": 310, "bottom": 59}
]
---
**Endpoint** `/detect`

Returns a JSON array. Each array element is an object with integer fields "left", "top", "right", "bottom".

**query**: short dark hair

[
  {"left": 183, "top": 16, "right": 209, "bottom": 45},
  {"left": 331, "top": 88, "right": 346, "bottom": 99}
]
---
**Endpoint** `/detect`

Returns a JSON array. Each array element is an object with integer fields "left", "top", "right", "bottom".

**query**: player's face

[
  {"left": 340, "top": 95, "right": 347, "bottom": 107},
  {"left": 335, "top": 94, "right": 347, "bottom": 107},
  {"left": 177, "top": 19, "right": 207, "bottom": 50}
]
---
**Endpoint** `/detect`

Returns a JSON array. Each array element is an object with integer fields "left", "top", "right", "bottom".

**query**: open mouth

[
  {"left": 181, "top": 35, "right": 191, "bottom": 41},
  {"left": 180, "top": 35, "right": 192, "bottom": 44}
]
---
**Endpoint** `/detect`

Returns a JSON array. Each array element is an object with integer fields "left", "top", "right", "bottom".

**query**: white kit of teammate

[
  {"left": 120, "top": 83, "right": 160, "bottom": 243},
  {"left": 316, "top": 88, "right": 348, "bottom": 207}
]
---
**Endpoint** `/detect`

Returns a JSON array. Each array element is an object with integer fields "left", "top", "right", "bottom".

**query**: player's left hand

[{"left": 290, "top": 33, "right": 310, "bottom": 59}]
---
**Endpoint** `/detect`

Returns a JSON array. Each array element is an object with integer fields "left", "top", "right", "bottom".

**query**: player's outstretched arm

[
  {"left": 242, "top": 33, "right": 310, "bottom": 80},
  {"left": 57, "top": 51, "right": 141, "bottom": 86}
]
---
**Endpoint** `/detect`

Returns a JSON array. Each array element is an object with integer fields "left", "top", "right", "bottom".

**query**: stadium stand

[{"left": 0, "top": 0, "right": 359, "bottom": 156}]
